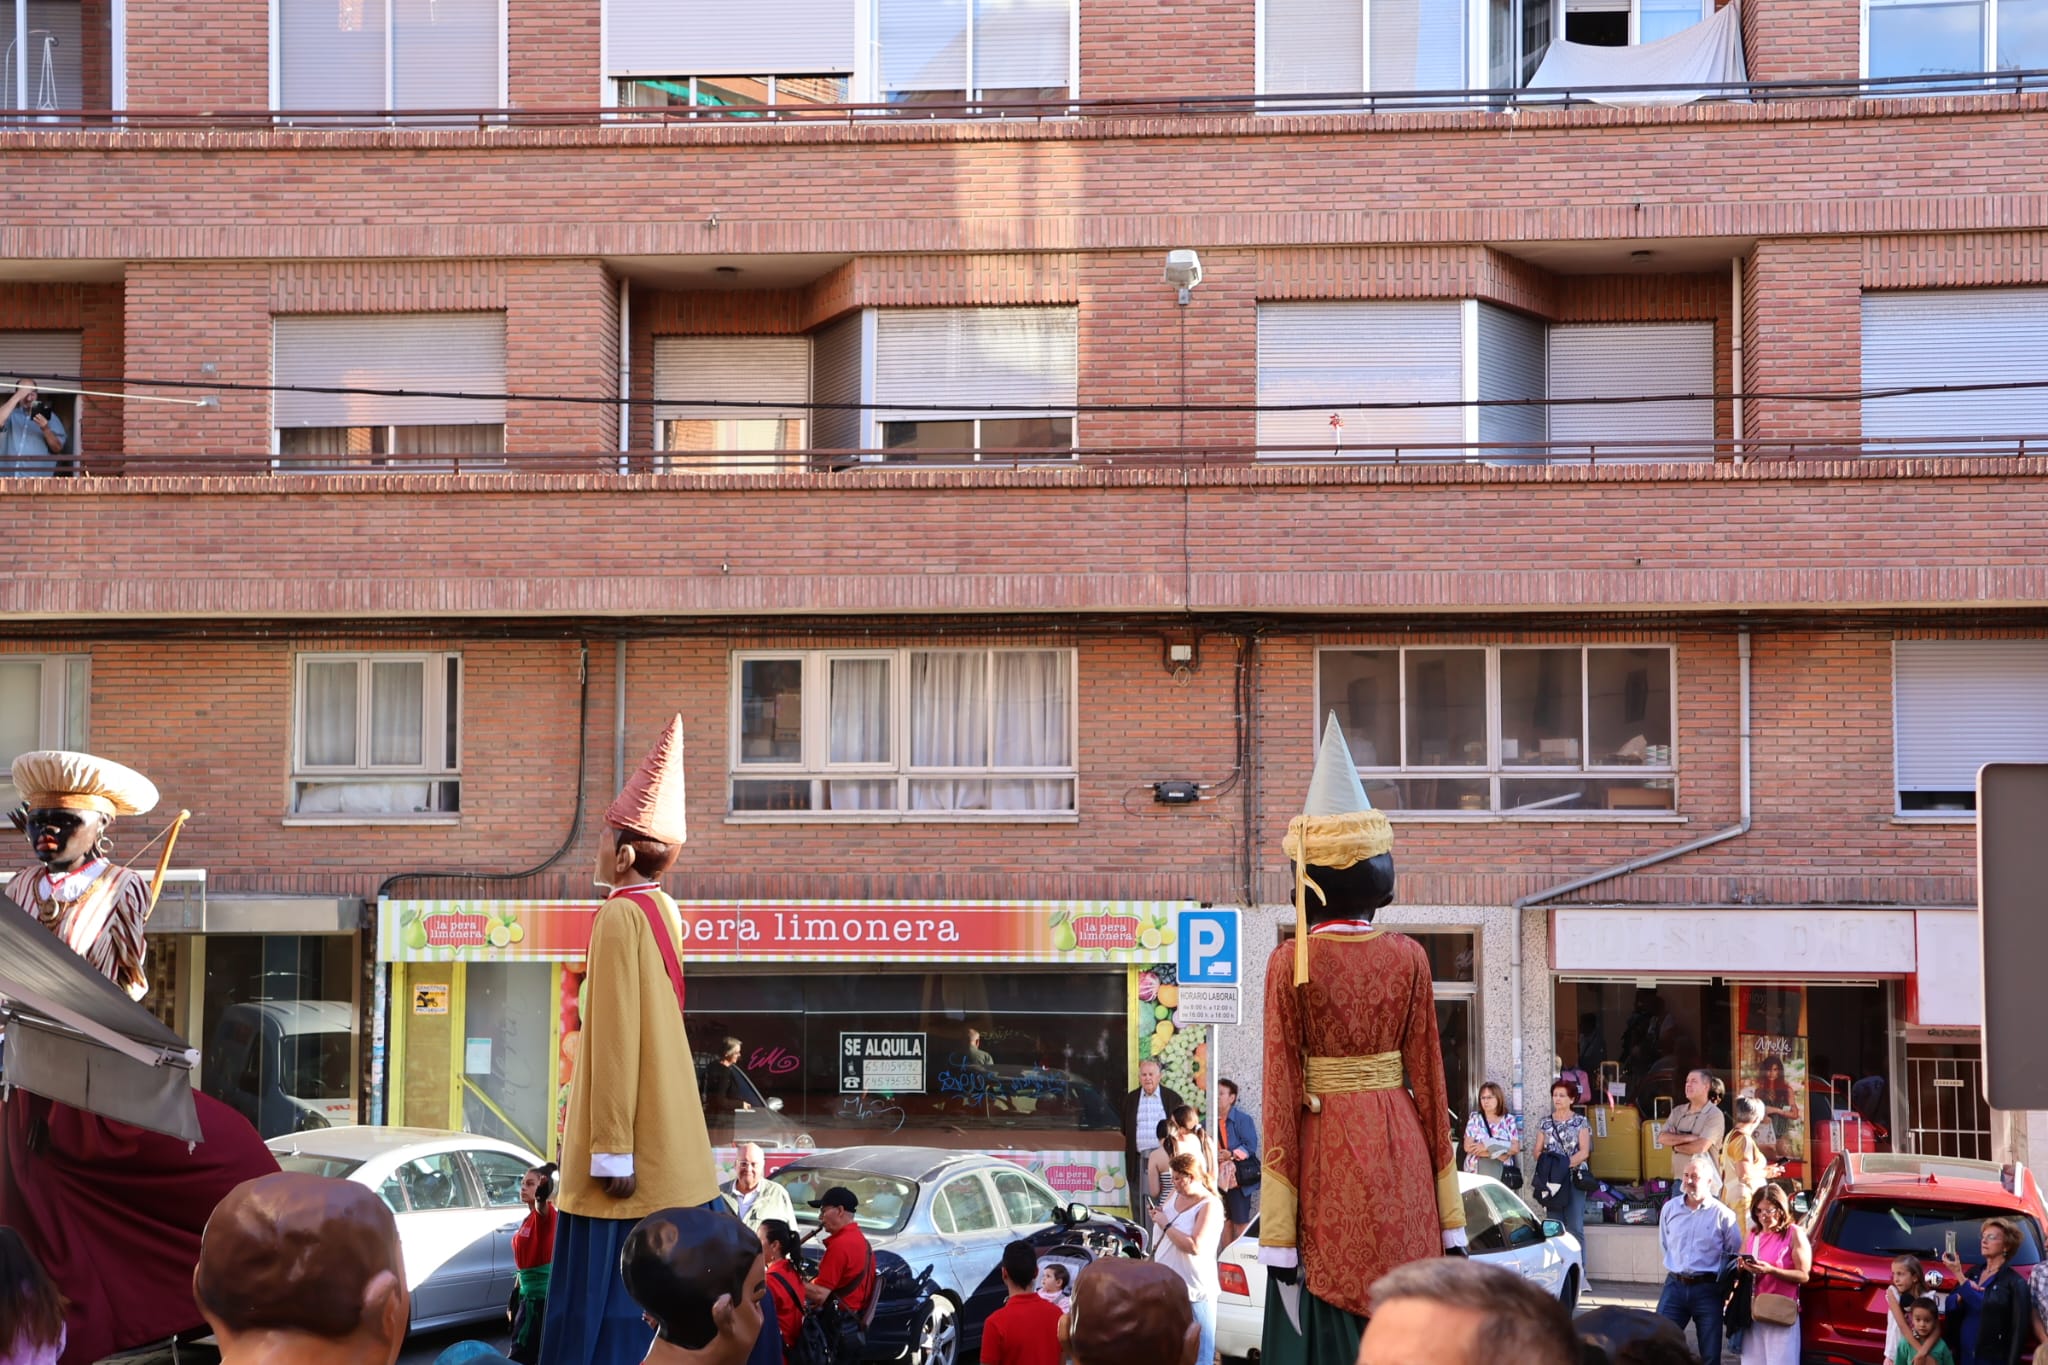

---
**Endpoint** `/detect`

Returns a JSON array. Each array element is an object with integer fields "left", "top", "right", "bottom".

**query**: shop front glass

[
  {"left": 680, "top": 969, "right": 1128, "bottom": 1152},
  {"left": 1556, "top": 980, "right": 1895, "bottom": 1186},
  {"left": 197, "top": 934, "right": 360, "bottom": 1139}
]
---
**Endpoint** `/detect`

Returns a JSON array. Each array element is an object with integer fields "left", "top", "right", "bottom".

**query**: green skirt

[{"left": 1259, "top": 1278, "right": 1366, "bottom": 1365}]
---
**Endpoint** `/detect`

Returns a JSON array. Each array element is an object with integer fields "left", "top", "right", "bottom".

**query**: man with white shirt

[
  {"left": 719, "top": 1144, "right": 796, "bottom": 1231},
  {"left": 1121, "top": 1059, "right": 1183, "bottom": 1221}
]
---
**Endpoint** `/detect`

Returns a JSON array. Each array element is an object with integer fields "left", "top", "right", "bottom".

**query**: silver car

[{"left": 269, "top": 1125, "right": 544, "bottom": 1333}]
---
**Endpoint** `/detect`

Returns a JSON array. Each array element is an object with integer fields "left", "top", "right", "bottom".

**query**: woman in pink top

[
  {"left": 1737, "top": 1184, "right": 1813, "bottom": 1365},
  {"left": 0, "top": 1229, "right": 66, "bottom": 1365}
]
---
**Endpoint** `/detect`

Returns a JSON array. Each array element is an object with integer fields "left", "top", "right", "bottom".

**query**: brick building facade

[{"left": 3, "top": 0, "right": 2044, "bottom": 1278}]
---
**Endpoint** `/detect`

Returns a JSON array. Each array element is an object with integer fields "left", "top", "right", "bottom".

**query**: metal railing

[
  {"left": 17, "top": 434, "right": 2048, "bottom": 479},
  {"left": 2, "top": 67, "right": 2044, "bottom": 133}
]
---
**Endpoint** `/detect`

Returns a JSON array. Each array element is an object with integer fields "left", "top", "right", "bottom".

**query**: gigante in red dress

[{"left": 2, "top": 749, "right": 277, "bottom": 1365}]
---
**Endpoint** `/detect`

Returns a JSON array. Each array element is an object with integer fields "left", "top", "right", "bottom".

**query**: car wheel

[
  {"left": 911, "top": 1296, "right": 958, "bottom": 1365},
  {"left": 1558, "top": 1267, "right": 1580, "bottom": 1315}
]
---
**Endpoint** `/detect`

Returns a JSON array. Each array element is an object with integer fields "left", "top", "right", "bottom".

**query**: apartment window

[
  {"left": 606, "top": 0, "right": 857, "bottom": 106},
  {"left": 877, "top": 0, "right": 1075, "bottom": 107},
  {"left": 1866, "top": 0, "right": 2048, "bottom": 81},
  {"left": 276, "top": 0, "right": 502, "bottom": 114},
  {"left": 293, "top": 654, "right": 460, "bottom": 818},
  {"left": 1893, "top": 640, "right": 2048, "bottom": 816},
  {"left": 1562, "top": 0, "right": 1706, "bottom": 46},
  {"left": 1316, "top": 645, "right": 1677, "bottom": 813},
  {"left": 1862, "top": 289, "right": 2048, "bottom": 452},
  {"left": 618, "top": 75, "right": 851, "bottom": 108},
  {"left": 1257, "top": 301, "right": 1468, "bottom": 456},
  {"left": 655, "top": 336, "right": 810, "bottom": 471},
  {"left": 273, "top": 313, "right": 507, "bottom": 470},
  {"left": 0, "top": 656, "right": 88, "bottom": 806},
  {"left": 1548, "top": 322, "right": 1715, "bottom": 456},
  {"left": 4, "top": 0, "right": 83, "bottom": 115},
  {"left": 0, "top": 330, "right": 81, "bottom": 472},
  {"left": 1263, "top": 0, "right": 1469, "bottom": 95},
  {"left": 872, "top": 308, "right": 1077, "bottom": 460},
  {"left": 729, "top": 649, "right": 1077, "bottom": 818}
]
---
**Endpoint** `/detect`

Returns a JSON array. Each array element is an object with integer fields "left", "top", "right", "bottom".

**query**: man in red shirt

[
  {"left": 980, "top": 1242, "right": 1065, "bottom": 1365},
  {"left": 804, "top": 1187, "right": 874, "bottom": 1316}
]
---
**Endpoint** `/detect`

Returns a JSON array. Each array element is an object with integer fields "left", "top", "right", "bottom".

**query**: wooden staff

[{"left": 146, "top": 809, "right": 191, "bottom": 913}]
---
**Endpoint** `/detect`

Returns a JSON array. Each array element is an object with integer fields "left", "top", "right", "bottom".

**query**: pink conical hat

[{"left": 605, "top": 714, "right": 688, "bottom": 845}]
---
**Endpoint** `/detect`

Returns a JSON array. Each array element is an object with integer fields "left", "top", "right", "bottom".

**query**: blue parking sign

[{"left": 1176, "top": 908, "right": 1240, "bottom": 984}]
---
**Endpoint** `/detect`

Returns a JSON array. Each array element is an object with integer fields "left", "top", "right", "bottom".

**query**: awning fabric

[
  {"left": 1527, "top": 2, "right": 1746, "bottom": 105},
  {"left": 0, "top": 909, "right": 200, "bottom": 1141}
]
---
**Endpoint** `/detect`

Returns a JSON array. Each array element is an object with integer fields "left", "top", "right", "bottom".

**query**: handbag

[
  {"left": 1500, "top": 1160, "right": 1524, "bottom": 1192},
  {"left": 1234, "top": 1153, "right": 1262, "bottom": 1188},
  {"left": 1572, "top": 1163, "right": 1599, "bottom": 1193},
  {"left": 1750, "top": 1292, "right": 1798, "bottom": 1326}
]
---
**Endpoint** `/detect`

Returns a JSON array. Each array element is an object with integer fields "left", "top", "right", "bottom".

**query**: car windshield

[
  {"left": 274, "top": 1153, "right": 363, "bottom": 1179},
  {"left": 1826, "top": 1201, "right": 2045, "bottom": 1266},
  {"left": 770, "top": 1168, "right": 920, "bottom": 1237}
]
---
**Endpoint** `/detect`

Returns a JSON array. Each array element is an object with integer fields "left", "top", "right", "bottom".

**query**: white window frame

[
  {"left": 289, "top": 652, "right": 461, "bottom": 822},
  {"left": 268, "top": 0, "right": 510, "bottom": 113},
  {"left": 727, "top": 647, "right": 1080, "bottom": 821},
  {"left": 1563, "top": 0, "right": 1708, "bottom": 46},
  {"left": 1860, "top": 0, "right": 2015, "bottom": 81},
  {"left": 1312, "top": 643, "right": 1680, "bottom": 817},
  {"left": 1254, "top": 0, "right": 1487, "bottom": 96},
  {"left": 0, "top": 654, "right": 88, "bottom": 768},
  {"left": 1889, "top": 639, "right": 2048, "bottom": 821}
]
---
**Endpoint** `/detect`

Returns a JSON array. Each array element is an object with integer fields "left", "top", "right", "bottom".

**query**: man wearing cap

[
  {"left": 541, "top": 717, "right": 727, "bottom": 1365},
  {"left": 804, "top": 1186, "right": 875, "bottom": 1319},
  {"left": 1258, "top": 715, "right": 1465, "bottom": 1365},
  {"left": 3, "top": 749, "right": 279, "bottom": 1365}
]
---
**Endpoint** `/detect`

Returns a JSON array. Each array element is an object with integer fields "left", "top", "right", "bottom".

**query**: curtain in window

[
  {"left": 827, "top": 658, "right": 892, "bottom": 810},
  {"left": 370, "top": 661, "right": 426, "bottom": 766},
  {"left": 991, "top": 650, "right": 1071, "bottom": 810},
  {"left": 910, "top": 652, "right": 990, "bottom": 810},
  {"left": 0, "top": 662, "right": 42, "bottom": 801},
  {"left": 303, "top": 661, "right": 360, "bottom": 767}
]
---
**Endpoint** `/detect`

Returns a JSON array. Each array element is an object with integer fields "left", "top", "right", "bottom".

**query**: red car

[{"left": 1798, "top": 1153, "right": 2045, "bottom": 1365}]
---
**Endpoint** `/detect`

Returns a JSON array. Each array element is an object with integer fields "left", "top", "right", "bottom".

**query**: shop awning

[{"left": 0, "top": 909, "right": 201, "bottom": 1142}]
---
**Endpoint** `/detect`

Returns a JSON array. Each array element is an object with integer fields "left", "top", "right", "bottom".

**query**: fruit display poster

[
  {"left": 1137, "top": 963, "right": 1209, "bottom": 1122},
  {"left": 381, "top": 899, "right": 1201, "bottom": 965}
]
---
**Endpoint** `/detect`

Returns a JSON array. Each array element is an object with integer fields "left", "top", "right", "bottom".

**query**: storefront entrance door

[{"left": 1905, "top": 1041, "right": 1990, "bottom": 1160}]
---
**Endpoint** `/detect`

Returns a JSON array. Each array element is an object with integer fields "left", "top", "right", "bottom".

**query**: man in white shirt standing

[
  {"left": 719, "top": 1144, "right": 796, "bottom": 1231},
  {"left": 1122, "top": 1060, "right": 1183, "bottom": 1221}
]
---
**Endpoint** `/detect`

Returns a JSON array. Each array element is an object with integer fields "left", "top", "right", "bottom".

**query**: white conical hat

[{"left": 1303, "top": 712, "right": 1372, "bottom": 817}]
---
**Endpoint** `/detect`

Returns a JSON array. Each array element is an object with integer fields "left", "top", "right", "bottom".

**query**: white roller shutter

[
  {"left": 606, "top": 0, "right": 858, "bottom": 77},
  {"left": 1548, "top": 322, "right": 1713, "bottom": 455},
  {"left": 394, "top": 0, "right": 501, "bottom": 109},
  {"left": 810, "top": 312, "right": 867, "bottom": 450},
  {"left": 273, "top": 314, "right": 507, "bottom": 428},
  {"left": 1477, "top": 302, "right": 1547, "bottom": 451},
  {"left": 1264, "top": 0, "right": 1363, "bottom": 95},
  {"left": 1862, "top": 289, "right": 2048, "bottom": 451},
  {"left": 1894, "top": 640, "right": 2048, "bottom": 795},
  {"left": 0, "top": 331, "right": 82, "bottom": 386},
  {"left": 653, "top": 337, "right": 811, "bottom": 423},
  {"left": 1256, "top": 301, "right": 1465, "bottom": 455},
  {"left": 23, "top": 0, "right": 82, "bottom": 111},
  {"left": 278, "top": 0, "right": 387, "bottom": 108},
  {"left": 878, "top": 0, "right": 969, "bottom": 93},
  {"left": 1369, "top": 0, "right": 1465, "bottom": 92},
  {"left": 973, "top": 0, "right": 1072, "bottom": 91},
  {"left": 872, "top": 308, "right": 1076, "bottom": 420}
]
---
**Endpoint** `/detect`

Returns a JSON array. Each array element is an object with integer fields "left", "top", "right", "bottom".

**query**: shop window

[
  {"left": 291, "top": 653, "right": 461, "bottom": 819},
  {"left": 1893, "top": 640, "right": 2048, "bottom": 814},
  {"left": 728, "top": 648, "right": 1077, "bottom": 818},
  {"left": 682, "top": 968, "right": 1127, "bottom": 1151},
  {"left": 1317, "top": 645, "right": 1677, "bottom": 814},
  {"left": 196, "top": 933, "right": 360, "bottom": 1140},
  {"left": 0, "top": 654, "right": 87, "bottom": 805}
]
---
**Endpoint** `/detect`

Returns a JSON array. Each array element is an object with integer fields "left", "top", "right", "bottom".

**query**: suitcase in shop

[
  {"left": 1640, "top": 1097, "right": 1676, "bottom": 1178},
  {"left": 1589, "top": 1064, "right": 1643, "bottom": 1184},
  {"left": 1809, "top": 1074, "right": 1884, "bottom": 1176}
]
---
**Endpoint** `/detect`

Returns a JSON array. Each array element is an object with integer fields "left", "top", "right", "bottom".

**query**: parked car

[
  {"left": 204, "top": 999, "right": 359, "bottom": 1138},
  {"left": 268, "top": 1126, "right": 543, "bottom": 1334},
  {"left": 771, "top": 1145, "right": 1143, "bottom": 1365},
  {"left": 1797, "top": 1153, "right": 2046, "bottom": 1365},
  {"left": 1214, "top": 1172, "right": 1584, "bottom": 1363},
  {"left": 693, "top": 1051, "right": 816, "bottom": 1151}
]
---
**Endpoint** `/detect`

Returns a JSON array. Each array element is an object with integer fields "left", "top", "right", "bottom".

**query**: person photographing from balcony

[{"left": 0, "top": 380, "right": 64, "bottom": 476}]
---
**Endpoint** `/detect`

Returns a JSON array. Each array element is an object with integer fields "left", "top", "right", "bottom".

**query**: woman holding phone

[
  {"left": 1941, "top": 1217, "right": 2032, "bottom": 1365},
  {"left": 1738, "top": 1184, "right": 1812, "bottom": 1365}
]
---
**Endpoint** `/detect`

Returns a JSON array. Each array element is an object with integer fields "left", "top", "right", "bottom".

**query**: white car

[
  {"left": 1215, "top": 1172, "right": 1584, "bottom": 1362},
  {"left": 268, "top": 1126, "right": 545, "bottom": 1333}
]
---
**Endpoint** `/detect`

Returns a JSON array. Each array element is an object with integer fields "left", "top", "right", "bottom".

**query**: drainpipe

[
  {"left": 1731, "top": 257, "right": 1746, "bottom": 463},
  {"left": 1507, "top": 627, "right": 1753, "bottom": 1114},
  {"left": 617, "top": 277, "right": 632, "bottom": 470}
]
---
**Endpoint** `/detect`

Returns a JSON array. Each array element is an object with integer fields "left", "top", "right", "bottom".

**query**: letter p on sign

[{"left": 1177, "top": 908, "right": 1240, "bottom": 984}]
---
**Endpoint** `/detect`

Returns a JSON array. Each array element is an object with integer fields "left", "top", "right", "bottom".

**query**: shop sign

[
  {"left": 379, "top": 899, "right": 1200, "bottom": 964},
  {"left": 1552, "top": 908, "right": 1916, "bottom": 976},
  {"left": 840, "top": 1032, "right": 927, "bottom": 1094}
]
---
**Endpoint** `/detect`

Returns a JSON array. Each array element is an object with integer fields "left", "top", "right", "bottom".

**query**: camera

[{"left": 29, "top": 401, "right": 53, "bottom": 421}]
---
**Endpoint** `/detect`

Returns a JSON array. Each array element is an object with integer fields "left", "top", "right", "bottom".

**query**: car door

[
  {"left": 392, "top": 1151, "right": 500, "bottom": 1326},
  {"left": 1483, "top": 1182, "right": 1567, "bottom": 1296},
  {"left": 463, "top": 1148, "right": 535, "bottom": 1311},
  {"left": 930, "top": 1173, "right": 1011, "bottom": 1340},
  {"left": 990, "top": 1167, "right": 1062, "bottom": 1234}
]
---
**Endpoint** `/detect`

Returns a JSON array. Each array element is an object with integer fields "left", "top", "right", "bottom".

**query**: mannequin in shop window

[
  {"left": 1258, "top": 715, "right": 1467, "bottom": 1365},
  {"left": 2, "top": 750, "right": 278, "bottom": 1365}
]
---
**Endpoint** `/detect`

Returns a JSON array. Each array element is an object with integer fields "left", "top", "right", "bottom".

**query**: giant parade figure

[
  {"left": 542, "top": 716, "right": 780, "bottom": 1365},
  {"left": 2, "top": 749, "right": 278, "bottom": 1364},
  {"left": 1258, "top": 716, "right": 1467, "bottom": 1364}
]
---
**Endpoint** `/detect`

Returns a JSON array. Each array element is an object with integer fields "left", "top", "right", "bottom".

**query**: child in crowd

[
  {"left": 1038, "top": 1262, "right": 1073, "bottom": 1312},
  {"left": 1893, "top": 1296, "right": 1955, "bottom": 1365},
  {"left": 0, "top": 1227, "right": 67, "bottom": 1365},
  {"left": 507, "top": 1161, "right": 558, "bottom": 1365},
  {"left": 1882, "top": 1254, "right": 1947, "bottom": 1365}
]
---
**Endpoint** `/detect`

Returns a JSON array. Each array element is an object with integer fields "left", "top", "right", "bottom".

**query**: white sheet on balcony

[{"left": 1526, "top": 0, "right": 1746, "bottom": 104}]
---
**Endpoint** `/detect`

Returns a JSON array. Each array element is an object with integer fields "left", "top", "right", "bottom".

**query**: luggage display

[
  {"left": 1808, "top": 1074, "right": 1884, "bottom": 1177},
  {"left": 1589, "top": 1062, "right": 1644, "bottom": 1184},
  {"left": 1640, "top": 1097, "right": 1675, "bottom": 1176}
]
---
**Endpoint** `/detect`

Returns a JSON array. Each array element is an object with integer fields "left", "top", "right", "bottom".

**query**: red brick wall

[
  {"left": 510, "top": 0, "right": 601, "bottom": 108},
  {"left": 1745, "top": 0, "right": 1861, "bottom": 83},
  {"left": 1079, "top": 248, "right": 1257, "bottom": 449},
  {"left": 1742, "top": 238, "right": 1860, "bottom": 445},
  {"left": 1079, "top": 0, "right": 1256, "bottom": 101},
  {"left": 80, "top": 0, "right": 111, "bottom": 111},
  {"left": 506, "top": 259, "right": 618, "bottom": 452},
  {"left": 121, "top": 262, "right": 270, "bottom": 455},
  {"left": 125, "top": 0, "right": 268, "bottom": 110},
  {"left": 80, "top": 283, "right": 124, "bottom": 458}
]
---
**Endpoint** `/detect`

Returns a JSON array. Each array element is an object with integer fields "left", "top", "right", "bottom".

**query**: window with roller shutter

[
  {"left": 654, "top": 336, "right": 811, "bottom": 473},
  {"left": 271, "top": 313, "right": 506, "bottom": 470},
  {"left": 274, "top": 0, "right": 502, "bottom": 118},
  {"left": 1862, "top": 289, "right": 2048, "bottom": 454},
  {"left": 872, "top": 307, "right": 1077, "bottom": 462},
  {"left": 1892, "top": 640, "right": 2048, "bottom": 816}
]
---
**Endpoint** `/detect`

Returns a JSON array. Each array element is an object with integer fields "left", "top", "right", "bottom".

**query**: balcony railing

[
  {"left": 13, "top": 434, "right": 2048, "bottom": 479},
  {"left": 3, "top": 68, "right": 2045, "bottom": 133}
]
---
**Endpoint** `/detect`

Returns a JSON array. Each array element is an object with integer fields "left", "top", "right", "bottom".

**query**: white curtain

[
  {"left": 303, "top": 661, "right": 360, "bottom": 767},
  {"left": 910, "top": 652, "right": 990, "bottom": 810},
  {"left": 1526, "top": 0, "right": 1745, "bottom": 104},
  {"left": 296, "top": 658, "right": 436, "bottom": 815},
  {"left": 991, "top": 650, "right": 1072, "bottom": 811},
  {"left": 370, "top": 660, "right": 425, "bottom": 765},
  {"left": 827, "top": 658, "right": 892, "bottom": 810}
]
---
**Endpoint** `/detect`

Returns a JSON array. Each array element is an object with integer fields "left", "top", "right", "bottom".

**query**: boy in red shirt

[{"left": 980, "top": 1242, "right": 1065, "bottom": 1365}]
